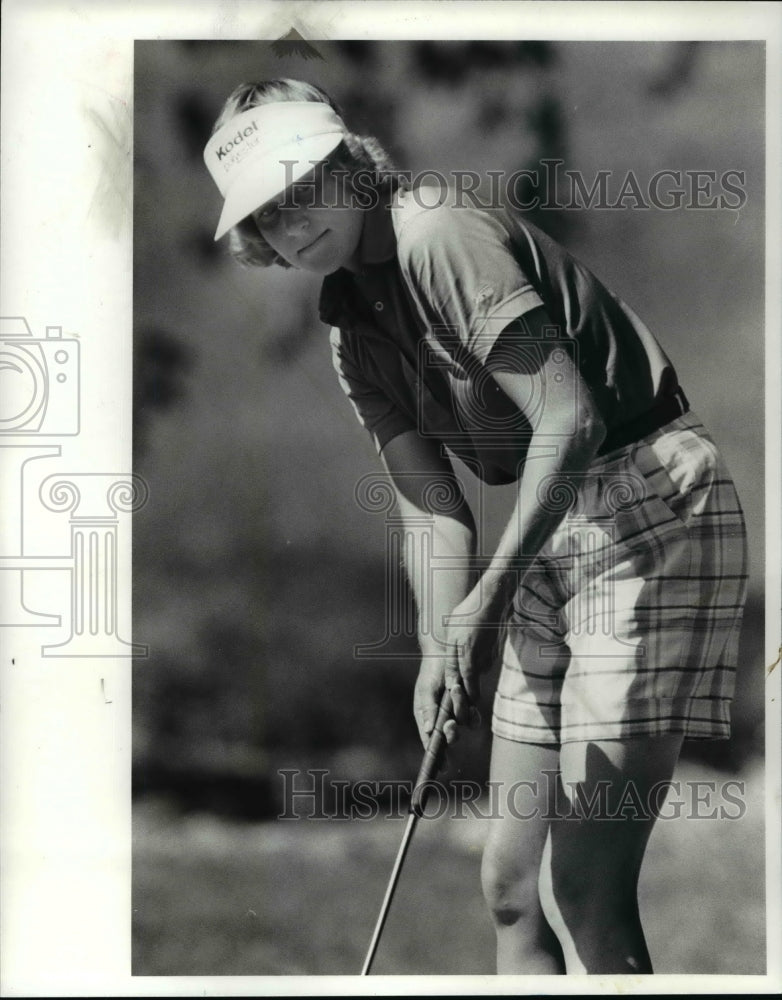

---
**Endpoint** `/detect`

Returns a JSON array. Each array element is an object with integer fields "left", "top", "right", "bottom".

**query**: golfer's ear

[{"left": 380, "top": 431, "right": 472, "bottom": 526}]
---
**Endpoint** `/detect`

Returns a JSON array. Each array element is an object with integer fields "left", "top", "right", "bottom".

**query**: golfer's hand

[
  {"left": 413, "top": 652, "right": 481, "bottom": 750},
  {"left": 447, "top": 589, "right": 506, "bottom": 696}
]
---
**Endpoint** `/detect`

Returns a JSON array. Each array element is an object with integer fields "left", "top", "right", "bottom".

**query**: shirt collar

[
  {"left": 355, "top": 196, "right": 397, "bottom": 269},
  {"left": 318, "top": 191, "right": 397, "bottom": 325}
]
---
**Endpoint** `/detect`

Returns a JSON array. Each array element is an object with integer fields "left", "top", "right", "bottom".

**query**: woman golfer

[{"left": 204, "top": 80, "right": 748, "bottom": 974}]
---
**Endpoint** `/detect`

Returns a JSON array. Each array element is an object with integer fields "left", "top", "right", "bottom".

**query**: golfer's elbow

[
  {"left": 569, "top": 415, "right": 606, "bottom": 467},
  {"left": 537, "top": 404, "right": 606, "bottom": 463},
  {"left": 577, "top": 409, "right": 607, "bottom": 454}
]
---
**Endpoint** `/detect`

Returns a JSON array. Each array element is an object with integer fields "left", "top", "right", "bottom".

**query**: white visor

[{"left": 203, "top": 101, "right": 347, "bottom": 240}]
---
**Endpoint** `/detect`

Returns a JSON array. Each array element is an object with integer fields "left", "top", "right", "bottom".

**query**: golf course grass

[{"left": 133, "top": 756, "right": 765, "bottom": 976}]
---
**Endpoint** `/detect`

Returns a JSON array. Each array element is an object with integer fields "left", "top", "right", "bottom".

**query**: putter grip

[{"left": 411, "top": 689, "right": 453, "bottom": 817}]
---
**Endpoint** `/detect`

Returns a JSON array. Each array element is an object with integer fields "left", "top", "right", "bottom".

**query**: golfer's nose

[{"left": 281, "top": 206, "right": 310, "bottom": 237}]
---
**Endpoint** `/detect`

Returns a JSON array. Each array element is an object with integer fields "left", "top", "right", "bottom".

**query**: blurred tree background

[{"left": 132, "top": 38, "right": 766, "bottom": 974}]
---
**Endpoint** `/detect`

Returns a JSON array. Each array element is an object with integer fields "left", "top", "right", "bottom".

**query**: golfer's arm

[
  {"left": 471, "top": 312, "right": 607, "bottom": 621},
  {"left": 380, "top": 431, "right": 477, "bottom": 655}
]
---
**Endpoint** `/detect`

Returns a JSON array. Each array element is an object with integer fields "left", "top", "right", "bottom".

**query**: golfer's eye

[
  {"left": 255, "top": 204, "right": 280, "bottom": 226},
  {"left": 289, "top": 183, "right": 314, "bottom": 205}
]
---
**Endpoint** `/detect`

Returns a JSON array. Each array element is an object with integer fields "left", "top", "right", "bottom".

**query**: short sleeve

[
  {"left": 395, "top": 202, "right": 543, "bottom": 365},
  {"left": 329, "top": 326, "right": 417, "bottom": 454}
]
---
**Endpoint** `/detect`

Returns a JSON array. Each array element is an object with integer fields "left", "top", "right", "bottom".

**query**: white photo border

[{"left": 1, "top": 1, "right": 779, "bottom": 996}]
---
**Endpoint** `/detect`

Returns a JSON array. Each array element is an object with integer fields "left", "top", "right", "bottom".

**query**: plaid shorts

[{"left": 492, "top": 410, "right": 749, "bottom": 745}]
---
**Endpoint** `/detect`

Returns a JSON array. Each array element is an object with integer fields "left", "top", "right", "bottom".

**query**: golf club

[{"left": 360, "top": 687, "right": 454, "bottom": 976}]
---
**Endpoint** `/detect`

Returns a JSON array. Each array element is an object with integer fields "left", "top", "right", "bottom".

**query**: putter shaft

[
  {"left": 360, "top": 689, "right": 453, "bottom": 975},
  {"left": 360, "top": 810, "right": 418, "bottom": 975}
]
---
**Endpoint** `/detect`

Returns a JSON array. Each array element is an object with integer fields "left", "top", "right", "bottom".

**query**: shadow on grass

[{"left": 133, "top": 755, "right": 765, "bottom": 977}]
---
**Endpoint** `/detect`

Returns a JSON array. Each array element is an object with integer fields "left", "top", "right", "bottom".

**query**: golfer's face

[{"left": 252, "top": 166, "right": 364, "bottom": 274}]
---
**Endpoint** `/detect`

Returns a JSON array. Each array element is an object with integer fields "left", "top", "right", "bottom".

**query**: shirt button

[{"left": 374, "top": 301, "right": 384, "bottom": 311}]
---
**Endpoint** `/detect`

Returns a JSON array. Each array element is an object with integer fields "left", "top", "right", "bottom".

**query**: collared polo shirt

[{"left": 321, "top": 185, "right": 679, "bottom": 485}]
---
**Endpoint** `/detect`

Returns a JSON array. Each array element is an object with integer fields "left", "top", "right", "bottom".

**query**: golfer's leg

[
  {"left": 481, "top": 735, "right": 565, "bottom": 974},
  {"left": 539, "top": 735, "right": 683, "bottom": 974}
]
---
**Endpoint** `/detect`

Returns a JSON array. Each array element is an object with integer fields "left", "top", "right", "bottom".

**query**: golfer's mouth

[{"left": 299, "top": 230, "right": 329, "bottom": 257}]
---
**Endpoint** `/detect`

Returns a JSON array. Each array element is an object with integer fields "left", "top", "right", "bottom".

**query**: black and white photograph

[{"left": 1, "top": 2, "right": 781, "bottom": 995}]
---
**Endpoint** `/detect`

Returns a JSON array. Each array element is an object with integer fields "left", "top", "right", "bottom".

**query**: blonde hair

[{"left": 211, "top": 79, "right": 402, "bottom": 268}]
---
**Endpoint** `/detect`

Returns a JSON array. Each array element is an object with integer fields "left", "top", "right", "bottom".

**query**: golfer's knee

[{"left": 481, "top": 840, "right": 540, "bottom": 928}]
